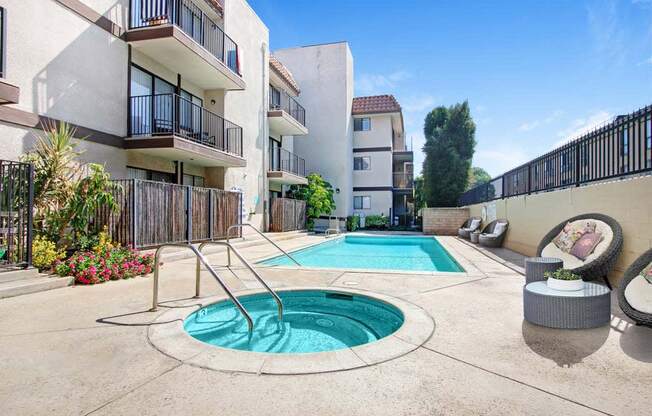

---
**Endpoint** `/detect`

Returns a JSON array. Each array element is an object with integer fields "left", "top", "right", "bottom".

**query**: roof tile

[
  {"left": 269, "top": 55, "right": 300, "bottom": 95},
  {"left": 352, "top": 95, "right": 401, "bottom": 115}
]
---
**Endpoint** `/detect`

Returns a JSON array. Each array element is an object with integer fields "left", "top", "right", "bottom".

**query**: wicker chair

[
  {"left": 536, "top": 213, "right": 623, "bottom": 288},
  {"left": 457, "top": 217, "right": 481, "bottom": 239},
  {"left": 478, "top": 219, "right": 509, "bottom": 248},
  {"left": 617, "top": 248, "right": 652, "bottom": 327}
]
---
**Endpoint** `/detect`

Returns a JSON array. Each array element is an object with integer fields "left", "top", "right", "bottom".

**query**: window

[
  {"left": 353, "top": 196, "right": 371, "bottom": 210},
  {"left": 183, "top": 174, "right": 205, "bottom": 187},
  {"left": 269, "top": 85, "right": 281, "bottom": 109},
  {"left": 353, "top": 156, "right": 370, "bottom": 170},
  {"left": 127, "top": 167, "right": 174, "bottom": 183},
  {"left": 354, "top": 117, "right": 371, "bottom": 131},
  {"left": 0, "top": 8, "right": 6, "bottom": 78}
]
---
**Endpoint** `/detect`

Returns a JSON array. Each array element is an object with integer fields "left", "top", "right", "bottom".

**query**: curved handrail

[
  {"left": 198, "top": 241, "right": 283, "bottom": 321},
  {"left": 226, "top": 223, "right": 301, "bottom": 266},
  {"left": 150, "top": 243, "right": 253, "bottom": 332}
]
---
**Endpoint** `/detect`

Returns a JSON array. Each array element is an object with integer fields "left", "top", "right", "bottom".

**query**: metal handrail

[
  {"left": 198, "top": 241, "right": 283, "bottom": 321},
  {"left": 150, "top": 243, "right": 254, "bottom": 332},
  {"left": 226, "top": 223, "right": 301, "bottom": 266}
]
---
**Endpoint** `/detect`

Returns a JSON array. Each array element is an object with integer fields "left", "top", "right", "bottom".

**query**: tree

[
  {"left": 413, "top": 175, "right": 426, "bottom": 212},
  {"left": 466, "top": 167, "right": 491, "bottom": 190},
  {"left": 422, "top": 101, "right": 476, "bottom": 207},
  {"left": 287, "top": 173, "right": 336, "bottom": 229}
]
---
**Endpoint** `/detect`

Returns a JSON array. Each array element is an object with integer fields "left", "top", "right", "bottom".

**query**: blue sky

[{"left": 249, "top": 0, "right": 652, "bottom": 177}]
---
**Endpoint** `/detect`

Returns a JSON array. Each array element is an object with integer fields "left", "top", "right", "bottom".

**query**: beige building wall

[
  {"left": 220, "top": 0, "right": 269, "bottom": 229},
  {"left": 466, "top": 175, "right": 652, "bottom": 286},
  {"left": 353, "top": 115, "right": 393, "bottom": 149},
  {"left": 352, "top": 151, "right": 392, "bottom": 188},
  {"left": 274, "top": 42, "right": 354, "bottom": 218},
  {"left": 353, "top": 190, "right": 393, "bottom": 218}
]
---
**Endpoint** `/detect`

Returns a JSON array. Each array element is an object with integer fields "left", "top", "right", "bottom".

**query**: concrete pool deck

[{"left": 1, "top": 234, "right": 650, "bottom": 415}]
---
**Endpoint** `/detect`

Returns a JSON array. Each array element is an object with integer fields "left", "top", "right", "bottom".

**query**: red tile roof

[
  {"left": 352, "top": 95, "right": 401, "bottom": 115},
  {"left": 269, "top": 55, "right": 300, "bottom": 95}
]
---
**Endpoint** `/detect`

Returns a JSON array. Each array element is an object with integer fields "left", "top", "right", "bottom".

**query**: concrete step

[
  {"left": 0, "top": 275, "right": 74, "bottom": 299},
  {"left": 0, "top": 268, "right": 42, "bottom": 283}
]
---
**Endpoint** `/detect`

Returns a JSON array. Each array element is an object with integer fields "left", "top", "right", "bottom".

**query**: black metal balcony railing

[
  {"left": 129, "top": 0, "right": 240, "bottom": 75},
  {"left": 393, "top": 172, "right": 414, "bottom": 189},
  {"left": 458, "top": 104, "right": 652, "bottom": 206},
  {"left": 129, "top": 93, "right": 243, "bottom": 157},
  {"left": 269, "top": 85, "right": 306, "bottom": 126},
  {"left": 269, "top": 147, "right": 306, "bottom": 177}
]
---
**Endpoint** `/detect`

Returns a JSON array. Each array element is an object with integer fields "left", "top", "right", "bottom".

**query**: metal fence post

[
  {"left": 26, "top": 163, "right": 34, "bottom": 268},
  {"left": 575, "top": 141, "right": 581, "bottom": 187}
]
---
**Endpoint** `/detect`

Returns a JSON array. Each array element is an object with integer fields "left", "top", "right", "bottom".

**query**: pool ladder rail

[
  {"left": 226, "top": 223, "right": 301, "bottom": 266},
  {"left": 150, "top": 239, "right": 286, "bottom": 333}
]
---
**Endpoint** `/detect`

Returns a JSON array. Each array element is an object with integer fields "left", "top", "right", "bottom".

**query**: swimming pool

[
  {"left": 259, "top": 235, "right": 463, "bottom": 272},
  {"left": 184, "top": 290, "right": 404, "bottom": 353}
]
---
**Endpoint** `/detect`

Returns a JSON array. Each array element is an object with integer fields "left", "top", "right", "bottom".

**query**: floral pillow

[
  {"left": 569, "top": 232, "right": 602, "bottom": 260},
  {"left": 552, "top": 221, "right": 597, "bottom": 253},
  {"left": 641, "top": 261, "right": 652, "bottom": 284}
]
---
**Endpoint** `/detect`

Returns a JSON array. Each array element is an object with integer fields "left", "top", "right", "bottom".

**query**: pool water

[
  {"left": 184, "top": 290, "right": 404, "bottom": 353},
  {"left": 260, "top": 235, "right": 463, "bottom": 272}
]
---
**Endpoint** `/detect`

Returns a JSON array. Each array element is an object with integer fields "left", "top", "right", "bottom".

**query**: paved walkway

[{"left": 0, "top": 234, "right": 650, "bottom": 415}]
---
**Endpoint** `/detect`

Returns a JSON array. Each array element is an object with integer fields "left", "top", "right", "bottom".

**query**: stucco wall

[
  {"left": 465, "top": 175, "right": 652, "bottom": 286},
  {"left": 274, "top": 42, "right": 354, "bottom": 218},
  {"left": 220, "top": 0, "right": 269, "bottom": 229},
  {"left": 353, "top": 190, "right": 392, "bottom": 218},
  {"left": 353, "top": 115, "right": 392, "bottom": 149},
  {"left": 1, "top": 0, "right": 128, "bottom": 137},
  {"left": 352, "top": 151, "right": 392, "bottom": 188}
]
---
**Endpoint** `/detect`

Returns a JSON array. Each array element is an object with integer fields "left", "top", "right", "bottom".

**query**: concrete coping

[{"left": 148, "top": 287, "right": 435, "bottom": 375}]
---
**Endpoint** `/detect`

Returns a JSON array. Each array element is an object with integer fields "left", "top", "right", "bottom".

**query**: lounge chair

[
  {"left": 536, "top": 213, "right": 623, "bottom": 288},
  {"left": 478, "top": 219, "right": 509, "bottom": 248},
  {"left": 617, "top": 248, "right": 652, "bottom": 327},
  {"left": 457, "top": 217, "right": 482, "bottom": 239}
]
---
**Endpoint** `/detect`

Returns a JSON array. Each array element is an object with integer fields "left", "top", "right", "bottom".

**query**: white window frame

[{"left": 354, "top": 117, "right": 371, "bottom": 132}]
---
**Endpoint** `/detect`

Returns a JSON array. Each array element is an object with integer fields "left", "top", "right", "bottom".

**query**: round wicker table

[
  {"left": 524, "top": 257, "right": 563, "bottom": 284},
  {"left": 523, "top": 282, "right": 611, "bottom": 329},
  {"left": 470, "top": 232, "right": 480, "bottom": 244}
]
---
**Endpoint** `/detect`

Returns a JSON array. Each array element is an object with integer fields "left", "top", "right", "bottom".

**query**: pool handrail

[
  {"left": 226, "top": 223, "right": 301, "bottom": 266},
  {"left": 150, "top": 243, "right": 254, "bottom": 332},
  {"left": 197, "top": 241, "right": 283, "bottom": 321}
]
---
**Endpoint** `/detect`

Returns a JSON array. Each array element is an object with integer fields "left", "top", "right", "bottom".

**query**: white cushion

[
  {"left": 624, "top": 275, "right": 652, "bottom": 314},
  {"left": 541, "top": 219, "right": 614, "bottom": 268},
  {"left": 469, "top": 219, "right": 481, "bottom": 230},
  {"left": 493, "top": 222, "right": 507, "bottom": 236}
]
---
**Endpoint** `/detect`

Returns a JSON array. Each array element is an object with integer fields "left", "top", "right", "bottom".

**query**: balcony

[
  {"left": 268, "top": 86, "right": 308, "bottom": 136},
  {"left": 125, "top": 93, "right": 245, "bottom": 167},
  {"left": 267, "top": 148, "right": 307, "bottom": 185},
  {"left": 127, "top": 0, "right": 245, "bottom": 90},
  {"left": 393, "top": 172, "right": 414, "bottom": 189}
]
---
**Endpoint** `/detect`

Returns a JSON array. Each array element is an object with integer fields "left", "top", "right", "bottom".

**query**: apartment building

[
  {"left": 0, "top": 0, "right": 307, "bottom": 230},
  {"left": 274, "top": 43, "right": 414, "bottom": 225}
]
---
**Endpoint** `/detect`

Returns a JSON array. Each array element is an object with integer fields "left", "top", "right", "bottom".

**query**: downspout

[{"left": 261, "top": 42, "right": 269, "bottom": 231}]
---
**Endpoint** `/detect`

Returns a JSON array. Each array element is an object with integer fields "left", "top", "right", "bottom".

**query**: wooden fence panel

[
  {"left": 270, "top": 198, "right": 306, "bottom": 232},
  {"left": 94, "top": 179, "right": 241, "bottom": 248}
]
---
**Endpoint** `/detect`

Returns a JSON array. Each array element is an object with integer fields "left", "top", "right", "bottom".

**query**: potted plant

[{"left": 544, "top": 268, "right": 584, "bottom": 291}]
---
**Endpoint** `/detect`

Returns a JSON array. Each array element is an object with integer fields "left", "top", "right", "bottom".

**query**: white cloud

[
  {"left": 554, "top": 110, "right": 612, "bottom": 147},
  {"left": 355, "top": 70, "right": 411, "bottom": 95},
  {"left": 586, "top": 1, "right": 626, "bottom": 65},
  {"left": 402, "top": 94, "right": 436, "bottom": 113},
  {"left": 518, "top": 110, "right": 563, "bottom": 132}
]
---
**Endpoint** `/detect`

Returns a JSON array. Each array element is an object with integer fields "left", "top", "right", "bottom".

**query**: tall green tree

[
  {"left": 422, "top": 101, "right": 476, "bottom": 207},
  {"left": 466, "top": 167, "right": 491, "bottom": 190},
  {"left": 413, "top": 175, "right": 426, "bottom": 212}
]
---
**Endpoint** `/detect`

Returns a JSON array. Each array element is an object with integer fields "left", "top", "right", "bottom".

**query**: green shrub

[
  {"left": 346, "top": 215, "right": 360, "bottom": 231},
  {"left": 32, "top": 235, "right": 65, "bottom": 271},
  {"left": 364, "top": 215, "right": 389, "bottom": 229},
  {"left": 544, "top": 268, "right": 581, "bottom": 281}
]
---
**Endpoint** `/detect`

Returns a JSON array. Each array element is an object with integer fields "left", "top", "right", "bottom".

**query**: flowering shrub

[
  {"left": 54, "top": 247, "right": 154, "bottom": 285},
  {"left": 32, "top": 235, "right": 65, "bottom": 271}
]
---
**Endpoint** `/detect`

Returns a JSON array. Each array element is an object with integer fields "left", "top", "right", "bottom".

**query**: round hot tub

[{"left": 183, "top": 290, "right": 404, "bottom": 353}]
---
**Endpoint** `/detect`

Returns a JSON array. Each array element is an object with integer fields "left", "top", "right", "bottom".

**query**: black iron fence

[
  {"left": 459, "top": 105, "right": 652, "bottom": 206},
  {"left": 0, "top": 160, "right": 33, "bottom": 269},
  {"left": 129, "top": 0, "right": 240, "bottom": 75},
  {"left": 269, "top": 147, "right": 306, "bottom": 177},
  {"left": 129, "top": 93, "right": 243, "bottom": 157},
  {"left": 269, "top": 85, "right": 306, "bottom": 126}
]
